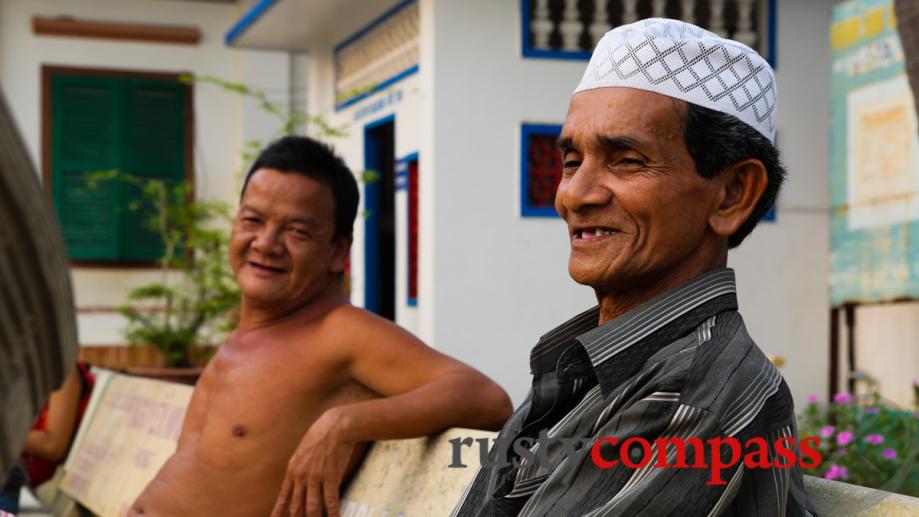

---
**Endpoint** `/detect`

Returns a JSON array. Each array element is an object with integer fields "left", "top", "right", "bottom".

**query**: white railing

[{"left": 525, "top": 0, "right": 768, "bottom": 58}]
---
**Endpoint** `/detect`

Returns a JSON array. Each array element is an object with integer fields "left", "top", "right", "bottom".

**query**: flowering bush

[{"left": 797, "top": 382, "right": 918, "bottom": 496}]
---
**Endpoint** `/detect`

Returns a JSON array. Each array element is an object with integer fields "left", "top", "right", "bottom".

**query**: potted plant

[{"left": 90, "top": 173, "right": 239, "bottom": 384}]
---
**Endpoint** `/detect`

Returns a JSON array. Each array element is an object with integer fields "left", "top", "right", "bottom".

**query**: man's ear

[
  {"left": 708, "top": 159, "right": 768, "bottom": 238},
  {"left": 330, "top": 234, "right": 353, "bottom": 274}
]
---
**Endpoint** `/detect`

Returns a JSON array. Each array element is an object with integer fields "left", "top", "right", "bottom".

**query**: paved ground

[{"left": 17, "top": 488, "right": 52, "bottom": 517}]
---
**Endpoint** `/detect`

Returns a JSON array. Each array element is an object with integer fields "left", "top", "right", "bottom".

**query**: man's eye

[
  {"left": 618, "top": 158, "right": 644, "bottom": 166},
  {"left": 562, "top": 160, "right": 581, "bottom": 175},
  {"left": 241, "top": 217, "right": 260, "bottom": 224},
  {"left": 289, "top": 228, "right": 309, "bottom": 238}
]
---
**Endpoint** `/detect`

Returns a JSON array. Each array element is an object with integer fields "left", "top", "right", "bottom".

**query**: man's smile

[
  {"left": 247, "top": 261, "right": 287, "bottom": 275},
  {"left": 570, "top": 226, "right": 620, "bottom": 245}
]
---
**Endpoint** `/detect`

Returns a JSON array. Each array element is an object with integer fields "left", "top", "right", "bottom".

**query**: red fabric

[{"left": 21, "top": 362, "right": 95, "bottom": 487}]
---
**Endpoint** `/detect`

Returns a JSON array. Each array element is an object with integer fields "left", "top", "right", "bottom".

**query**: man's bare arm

[
  {"left": 272, "top": 307, "right": 512, "bottom": 517},
  {"left": 339, "top": 307, "right": 512, "bottom": 435},
  {"left": 22, "top": 365, "right": 82, "bottom": 461}
]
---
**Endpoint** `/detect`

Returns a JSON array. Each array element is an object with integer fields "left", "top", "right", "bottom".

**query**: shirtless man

[{"left": 131, "top": 136, "right": 512, "bottom": 517}]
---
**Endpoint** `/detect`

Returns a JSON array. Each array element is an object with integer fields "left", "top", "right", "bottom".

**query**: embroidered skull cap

[{"left": 574, "top": 18, "right": 777, "bottom": 143}]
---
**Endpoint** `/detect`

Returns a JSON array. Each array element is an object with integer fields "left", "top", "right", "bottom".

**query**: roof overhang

[{"left": 225, "top": 0, "right": 400, "bottom": 52}]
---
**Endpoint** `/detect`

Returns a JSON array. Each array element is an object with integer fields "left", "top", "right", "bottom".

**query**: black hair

[
  {"left": 242, "top": 136, "right": 359, "bottom": 241},
  {"left": 682, "top": 103, "right": 786, "bottom": 248}
]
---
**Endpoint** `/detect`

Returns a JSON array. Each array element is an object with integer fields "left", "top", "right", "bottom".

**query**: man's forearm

[{"left": 332, "top": 371, "right": 511, "bottom": 443}]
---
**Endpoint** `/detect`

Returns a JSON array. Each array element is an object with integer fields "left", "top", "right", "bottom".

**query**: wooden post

[{"left": 829, "top": 306, "right": 840, "bottom": 400}]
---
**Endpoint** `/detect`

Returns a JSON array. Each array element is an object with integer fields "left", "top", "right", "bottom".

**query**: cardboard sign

[{"left": 60, "top": 373, "right": 192, "bottom": 517}]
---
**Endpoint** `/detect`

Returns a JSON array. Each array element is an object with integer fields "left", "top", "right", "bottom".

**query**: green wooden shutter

[
  {"left": 119, "top": 79, "right": 187, "bottom": 261},
  {"left": 51, "top": 76, "right": 123, "bottom": 260}
]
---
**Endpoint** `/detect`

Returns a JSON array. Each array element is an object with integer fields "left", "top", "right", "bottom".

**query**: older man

[
  {"left": 454, "top": 19, "right": 814, "bottom": 516},
  {"left": 131, "top": 136, "right": 512, "bottom": 517}
]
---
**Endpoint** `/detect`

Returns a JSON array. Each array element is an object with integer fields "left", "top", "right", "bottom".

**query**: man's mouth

[
  {"left": 247, "top": 261, "right": 286, "bottom": 274},
  {"left": 571, "top": 227, "right": 618, "bottom": 244}
]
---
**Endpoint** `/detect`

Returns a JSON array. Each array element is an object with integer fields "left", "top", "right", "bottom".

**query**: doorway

[{"left": 363, "top": 116, "right": 396, "bottom": 320}]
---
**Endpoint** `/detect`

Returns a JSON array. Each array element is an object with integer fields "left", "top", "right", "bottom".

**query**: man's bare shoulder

[
  {"left": 318, "top": 304, "right": 427, "bottom": 352},
  {"left": 323, "top": 303, "right": 386, "bottom": 326}
]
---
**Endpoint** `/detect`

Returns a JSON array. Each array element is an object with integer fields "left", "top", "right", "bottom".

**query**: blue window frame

[{"left": 521, "top": 123, "right": 563, "bottom": 218}]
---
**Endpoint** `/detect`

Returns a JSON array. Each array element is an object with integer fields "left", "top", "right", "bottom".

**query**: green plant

[
  {"left": 89, "top": 172, "right": 239, "bottom": 367},
  {"left": 797, "top": 380, "right": 919, "bottom": 496}
]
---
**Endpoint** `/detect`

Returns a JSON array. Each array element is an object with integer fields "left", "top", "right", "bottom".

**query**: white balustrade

[
  {"left": 621, "top": 0, "right": 639, "bottom": 24},
  {"left": 734, "top": 0, "right": 758, "bottom": 46},
  {"left": 681, "top": 0, "right": 696, "bottom": 24},
  {"left": 558, "top": 0, "right": 583, "bottom": 51},
  {"left": 526, "top": 0, "right": 765, "bottom": 56},
  {"left": 589, "top": 0, "right": 611, "bottom": 45},
  {"left": 709, "top": 0, "right": 727, "bottom": 36},
  {"left": 532, "top": 0, "right": 554, "bottom": 49}
]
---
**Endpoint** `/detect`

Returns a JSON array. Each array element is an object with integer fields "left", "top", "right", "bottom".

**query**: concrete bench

[
  {"left": 33, "top": 370, "right": 919, "bottom": 516},
  {"left": 803, "top": 476, "right": 919, "bottom": 516}
]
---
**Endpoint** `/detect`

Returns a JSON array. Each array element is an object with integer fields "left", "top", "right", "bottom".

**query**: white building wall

[
  {"left": 426, "top": 0, "right": 834, "bottom": 406},
  {"left": 852, "top": 303, "right": 919, "bottom": 407},
  {"left": 731, "top": 0, "right": 835, "bottom": 406},
  {"left": 0, "top": 0, "right": 289, "bottom": 347}
]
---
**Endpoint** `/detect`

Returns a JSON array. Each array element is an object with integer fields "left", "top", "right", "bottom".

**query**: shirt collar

[
  {"left": 529, "top": 268, "right": 738, "bottom": 389},
  {"left": 578, "top": 268, "right": 737, "bottom": 366}
]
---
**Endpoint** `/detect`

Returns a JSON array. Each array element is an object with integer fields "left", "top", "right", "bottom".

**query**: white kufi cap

[{"left": 574, "top": 18, "right": 777, "bottom": 143}]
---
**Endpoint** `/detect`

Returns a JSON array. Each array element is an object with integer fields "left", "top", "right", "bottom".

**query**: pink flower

[
  {"left": 825, "top": 464, "right": 848, "bottom": 480},
  {"left": 806, "top": 394, "right": 819, "bottom": 404},
  {"left": 883, "top": 448, "right": 897, "bottom": 460},
  {"left": 819, "top": 425, "right": 835, "bottom": 438},
  {"left": 864, "top": 434, "right": 884, "bottom": 445},
  {"left": 836, "top": 431, "right": 854, "bottom": 446},
  {"left": 833, "top": 392, "right": 853, "bottom": 404}
]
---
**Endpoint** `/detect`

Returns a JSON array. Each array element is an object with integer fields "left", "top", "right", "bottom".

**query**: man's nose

[
  {"left": 251, "top": 225, "right": 284, "bottom": 255},
  {"left": 558, "top": 162, "right": 612, "bottom": 214}
]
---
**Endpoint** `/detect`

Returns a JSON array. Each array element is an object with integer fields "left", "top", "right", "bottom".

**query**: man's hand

[{"left": 271, "top": 407, "right": 355, "bottom": 517}]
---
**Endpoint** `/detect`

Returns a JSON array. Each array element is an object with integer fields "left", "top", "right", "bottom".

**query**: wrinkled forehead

[
  {"left": 240, "top": 168, "right": 334, "bottom": 221},
  {"left": 561, "top": 87, "right": 687, "bottom": 144}
]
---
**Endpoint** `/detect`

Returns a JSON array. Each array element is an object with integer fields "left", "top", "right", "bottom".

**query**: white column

[
  {"left": 589, "top": 0, "right": 610, "bottom": 46},
  {"left": 532, "top": 0, "right": 554, "bottom": 49},
  {"left": 652, "top": 0, "right": 667, "bottom": 18},
  {"left": 558, "top": 0, "right": 583, "bottom": 51},
  {"left": 621, "top": 0, "right": 638, "bottom": 24},
  {"left": 734, "top": 0, "right": 758, "bottom": 46}
]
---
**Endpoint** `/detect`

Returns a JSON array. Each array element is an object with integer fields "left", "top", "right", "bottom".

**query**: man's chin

[
  {"left": 238, "top": 282, "right": 285, "bottom": 303},
  {"left": 567, "top": 265, "right": 613, "bottom": 289}
]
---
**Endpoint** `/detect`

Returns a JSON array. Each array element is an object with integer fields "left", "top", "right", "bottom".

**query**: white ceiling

[{"left": 226, "top": 0, "right": 402, "bottom": 52}]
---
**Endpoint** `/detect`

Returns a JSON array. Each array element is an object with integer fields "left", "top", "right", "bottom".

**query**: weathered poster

[
  {"left": 60, "top": 374, "right": 192, "bottom": 517},
  {"left": 830, "top": 0, "right": 919, "bottom": 304}
]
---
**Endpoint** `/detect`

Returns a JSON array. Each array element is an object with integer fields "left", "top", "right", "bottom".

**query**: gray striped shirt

[{"left": 453, "top": 268, "right": 814, "bottom": 516}]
